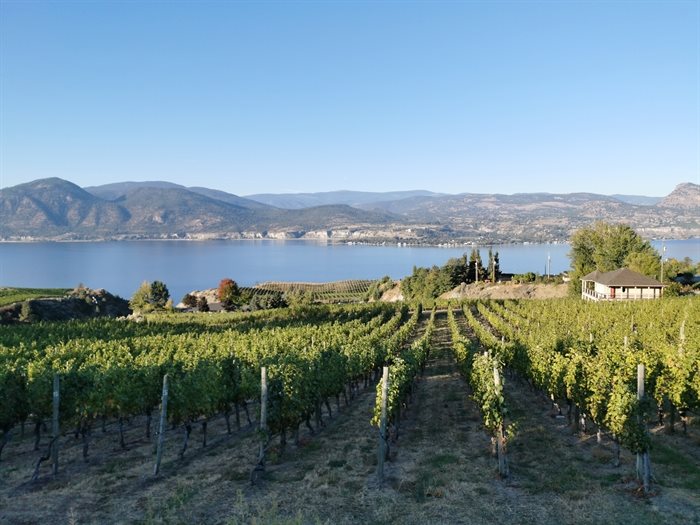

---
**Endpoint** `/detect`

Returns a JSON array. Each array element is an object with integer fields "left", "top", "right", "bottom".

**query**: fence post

[
  {"left": 377, "top": 366, "right": 389, "bottom": 484},
  {"left": 153, "top": 374, "right": 169, "bottom": 476},
  {"left": 51, "top": 374, "right": 60, "bottom": 475},
  {"left": 256, "top": 367, "right": 268, "bottom": 473},
  {"left": 636, "top": 364, "right": 651, "bottom": 493}
]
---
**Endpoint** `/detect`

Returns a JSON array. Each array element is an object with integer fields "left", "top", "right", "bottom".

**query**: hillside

[
  {"left": 86, "top": 181, "right": 272, "bottom": 210},
  {"left": 0, "top": 178, "right": 130, "bottom": 238},
  {"left": 244, "top": 189, "right": 442, "bottom": 209},
  {"left": 0, "top": 178, "right": 398, "bottom": 240},
  {"left": 658, "top": 182, "right": 700, "bottom": 210},
  {"left": 358, "top": 188, "right": 700, "bottom": 242},
  {"left": 1, "top": 178, "right": 697, "bottom": 242}
]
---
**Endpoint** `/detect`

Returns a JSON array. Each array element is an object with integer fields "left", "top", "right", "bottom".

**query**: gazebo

[{"left": 581, "top": 268, "right": 665, "bottom": 301}]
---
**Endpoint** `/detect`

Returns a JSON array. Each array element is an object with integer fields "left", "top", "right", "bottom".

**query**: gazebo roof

[{"left": 581, "top": 268, "right": 664, "bottom": 287}]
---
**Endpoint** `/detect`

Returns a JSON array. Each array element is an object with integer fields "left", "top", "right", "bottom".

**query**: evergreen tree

[
  {"left": 487, "top": 248, "right": 501, "bottom": 282},
  {"left": 468, "top": 248, "right": 486, "bottom": 282},
  {"left": 150, "top": 281, "right": 170, "bottom": 309},
  {"left": 196, "top": 296, "right": 210, "bottom": 312}
]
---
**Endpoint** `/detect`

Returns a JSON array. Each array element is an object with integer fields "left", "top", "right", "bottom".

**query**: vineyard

[
  {"left": 253, "top": 279, "right": 376, "bottom": 303},
  {"left": 0, "top": 299, "right": 698, "bottom": 524},
  {"left": 0, "top": 287, "right": 71, "bottom": 307}
]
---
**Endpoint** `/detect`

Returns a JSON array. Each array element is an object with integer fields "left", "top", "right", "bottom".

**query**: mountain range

[{"left": 1, "top": 178, "right": 698, "bottom": 243}]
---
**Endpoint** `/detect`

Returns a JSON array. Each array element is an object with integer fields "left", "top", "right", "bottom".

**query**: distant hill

[
  {"left": 657, "top": 183, "right": 700, "bottom": 210},
  {"left": 0, "top": 178, "right": 130, "bottom": 238},
  {"left": 84, "top": 181, "right": 185, "bottom": 201},
  {"left": 244, "top": 190, "right": 441, "bottom": 209},
  {"left": 1, "top": 178, "right": 697, "bottom": 242},
  {"left": 610, "top": 194, "right": 662, "bottom": 206},
  {"left": 86, "top": 181, "right": 270, "bottom": 210},
  {"left": 114, "top": 186, "right": 260, "bottom": 234},
  {"left": 0, "top": 178, "right": 398, "bottom": 240},
  {"left": 356, "top": 189, "right": 699, "bottom": 242},
  {"left": 187, "top": 187, "right": 273, "bottom": 210}
]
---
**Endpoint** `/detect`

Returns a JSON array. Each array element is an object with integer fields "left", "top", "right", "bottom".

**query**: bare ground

[
  {"left": 441, "top": 282, "right": 569, "bottom": 300},
  {"left": 0, "top": 311, "right": 698, "bottom": 524}
]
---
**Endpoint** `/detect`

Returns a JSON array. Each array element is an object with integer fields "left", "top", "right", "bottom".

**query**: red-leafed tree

[{"left": 218, "top": 278, "right": 241, "bottom": 311}]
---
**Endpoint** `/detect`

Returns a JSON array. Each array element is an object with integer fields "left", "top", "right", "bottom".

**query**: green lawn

[{"left": 0, "top": 287, "right": 71, "bottom": 306}]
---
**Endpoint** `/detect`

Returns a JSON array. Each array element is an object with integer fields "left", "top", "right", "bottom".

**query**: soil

[
  {"left": 441, "top": 282, "right": 569, "bottom": 300},
  {"left": 0, "top": 311, "right": 697, "bottom": 524}
]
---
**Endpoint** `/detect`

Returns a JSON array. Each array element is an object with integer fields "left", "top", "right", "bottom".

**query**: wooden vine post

[
  {"left": 51, "top": 374, "right": 60, "bottom": 475},
  {"left": 153, "top": 374, "right": 169, "bottom": 476},
  {"left": 252, "top": 367, "right": 268, "bottom": 484},
  {"left": 493, "top": 366, "right": 508, "bottom": 478},
  {"left": 636, "top": 364, "right": 651, "bottom": 493},
  {"left": 377, "top": 366, "right": 389, "bottom": 484}
]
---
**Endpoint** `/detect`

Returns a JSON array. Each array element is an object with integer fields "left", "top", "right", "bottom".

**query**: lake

[{"left": 0, "top": 239, "right": 697, "bottom": 303}]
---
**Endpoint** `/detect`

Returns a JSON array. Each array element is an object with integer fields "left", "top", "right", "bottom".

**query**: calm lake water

[{"left": 0, "top": 239, "right": 697, "bottom": 303}]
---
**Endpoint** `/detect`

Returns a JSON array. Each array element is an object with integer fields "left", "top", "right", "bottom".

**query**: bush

[
  {"left": 664, "top": 282, "right": 683, "bottom": 297},
  {"left": 286, "top": 289, "right": 314, "bottom": 308},
  {"left": 19, "top": 301, "right": 37, "bottom": 322},
  {"left": 512, "top": 272, "right": 537, "bottom": 284}
]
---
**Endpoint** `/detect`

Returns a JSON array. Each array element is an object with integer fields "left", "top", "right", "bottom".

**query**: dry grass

[{"left": 1, "top": 311, "right": 698, "bottom": 524}]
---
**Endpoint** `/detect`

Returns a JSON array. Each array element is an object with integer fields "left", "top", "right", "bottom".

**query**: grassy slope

[{"left": 0, "top": 287, "right": 71, "bottom": 306}]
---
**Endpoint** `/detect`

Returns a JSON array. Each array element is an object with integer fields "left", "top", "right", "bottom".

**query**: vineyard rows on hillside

[{"left": 0, "top": 300, "right": 698, "bottom": 523}]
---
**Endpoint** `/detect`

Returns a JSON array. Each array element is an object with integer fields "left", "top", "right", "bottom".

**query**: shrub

[{"left": 664, "top": 282, "right": 682, "bottom": 297}]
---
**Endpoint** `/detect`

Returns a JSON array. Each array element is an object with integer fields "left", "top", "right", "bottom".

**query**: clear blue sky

[{"left": 1, "top": 0, "right": 698, "bottom": 196}]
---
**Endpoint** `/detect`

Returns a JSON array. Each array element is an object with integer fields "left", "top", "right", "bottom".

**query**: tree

[
  {"left": 182, "top": 294, "right": 198, "bottom": 308},
  {"left": 468, "top": 248, "right": 487, "bottom": 283},
  {"left": 196, "top": 296, "right": 210, "bottom": 312},
  {"left": 625, "top": 252, "right": 661, "bottom": 280},
  {"left": 129, "top": 280, "right": 171, "bottom": 312},
  {"left": 150, "top": 281, "right": 170, "bottom": 308},
  {"left": 664, "top": 257, "right": 696, "bottom": 284},
  {"left": 130, "top": 281, "right": 153, "bottom": 313},
  {"left": 444, "top": 254, "right": 469, "bottom": 286},
  {"left": 218, "top": 278, "right": 241, "bottom": 311},
  {"left": 488, "top": 248, "right": 500, "bottom": 282},
  {"left": 568, "top": 222, "right": 660, "bottom": 295}
]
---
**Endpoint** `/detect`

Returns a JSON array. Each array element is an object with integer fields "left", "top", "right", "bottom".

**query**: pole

[
  {"left": 660, "top": 242, "right": 666, "bottom": 283},
  {"left": 51, "top": 374, "right": 60, "bottom": 475},
  {"left": 153, "top": 374, "right": 169, "bottom": 476},
  {"left": 257, "top": 367, "right": 268, "bottom": 469},
  {"left": 636, "top": 364, "right": 651, "bottom": 492},
  {"left": 377, "top": 366, "right": 389, "bottom": 484}
]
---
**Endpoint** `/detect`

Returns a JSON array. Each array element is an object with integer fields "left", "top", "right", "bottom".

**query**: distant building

[{"left": 581, "top": 268, "right": 665, "bottom": 301}]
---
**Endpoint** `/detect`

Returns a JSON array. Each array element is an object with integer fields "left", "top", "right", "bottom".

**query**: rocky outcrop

[
  {"left": 657, "top": 183, "right": 700, "bottom": 210},
  {"left": 0, "top": 288, "right": 131, "bottom": 324}
]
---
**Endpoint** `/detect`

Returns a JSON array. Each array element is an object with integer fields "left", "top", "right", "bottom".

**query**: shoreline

[{"left": 0, "top": 236, "right": 697, "bottom": 247}]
